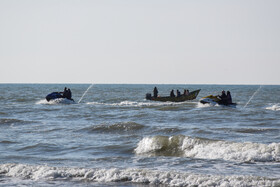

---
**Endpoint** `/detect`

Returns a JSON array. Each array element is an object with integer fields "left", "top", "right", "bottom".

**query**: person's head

[
  {"left": 227, "top": 91, "right": 230, "bottom": 94},
  {"left": 222, "top": 90, "right": 225, "bottom": 94}
]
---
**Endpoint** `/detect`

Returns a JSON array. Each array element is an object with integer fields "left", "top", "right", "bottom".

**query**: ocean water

[{"left": 0, "top": 84, "right": 280, "bottom": 186}]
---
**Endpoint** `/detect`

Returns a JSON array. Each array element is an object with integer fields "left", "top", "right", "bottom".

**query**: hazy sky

[{"left": 0, "top": 0, "right": 279, "bottom": 84}]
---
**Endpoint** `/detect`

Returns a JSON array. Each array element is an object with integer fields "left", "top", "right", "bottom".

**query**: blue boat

[{"left": 45, "top": 92, "right": 64, "bottom": 102}]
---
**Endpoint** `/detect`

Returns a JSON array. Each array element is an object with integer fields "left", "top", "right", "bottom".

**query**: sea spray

[
  {"left": 243, "top": 85, "right": 262, "bottom": 108},
  {"left": 78, "top": 84, "right": 94, "bottom": 103}
]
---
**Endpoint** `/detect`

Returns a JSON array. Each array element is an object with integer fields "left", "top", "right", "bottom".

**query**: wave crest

[{"left": 135, "top": 135, "right": 280, "bottom": 162}]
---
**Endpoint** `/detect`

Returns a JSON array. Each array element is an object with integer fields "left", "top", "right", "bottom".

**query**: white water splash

[
  {"left": 78, "top": 84, "right": 94, "bottom": 104},
  {"left": 196, "top": 103, "right": 208, "bottom": 108},
  {"left": 266, "top": 104, "right": 280, "bottom": 111},
  {"left": 243, "top": 85, "right": 262, "bottom": 108},
  {"left": 36, "top": 98, "right": 75, "bottom": 105}
]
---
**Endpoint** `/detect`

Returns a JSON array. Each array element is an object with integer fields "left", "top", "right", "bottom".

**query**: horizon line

[{"left": 0, "top": 82, "right": 279, "bottom": 86}]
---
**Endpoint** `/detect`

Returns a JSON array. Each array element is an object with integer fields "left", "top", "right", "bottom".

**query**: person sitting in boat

[
  {"left": 62, "top": 87, "right": 73, "bottom": 100},
  {"left": 62, "top": 87, "right": 67, "bottom": 98},
  {"left": 226, "top": 91, "right": 232, "bottom": 104},
  {"left": 153, "top": 87, "right": 158, "bottom": 98},
  {"left": 218, "top": 90, "right": 227, "bottom": 104},
  {"left": 67, "top": 88, "right": 72, "bottom": 100},
  {"left": 176, "top": 90, "right": 181, "bottom": 97},
  {"left": 170, "top": 89, "right": 175, "bottom": 97},
  {"left": 183, "top": 89, "right": 189, "bottom": 96}
]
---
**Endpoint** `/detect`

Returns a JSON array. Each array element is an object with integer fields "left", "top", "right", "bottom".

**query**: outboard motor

[{"left": 146, "top": 93, "right": 152, "bottom": 100}]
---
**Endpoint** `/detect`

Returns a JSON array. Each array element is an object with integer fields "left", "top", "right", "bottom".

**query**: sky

[{"left": 0, "top": 0, "right": 280, "bottom": 84}]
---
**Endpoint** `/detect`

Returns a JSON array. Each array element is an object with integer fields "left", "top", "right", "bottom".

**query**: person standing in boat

[
  {"left": 153, "top": 87, "right": 158, "bottom": 98},
  {"left": 170, "top": 89, "right": 175, "bottom": 97}
]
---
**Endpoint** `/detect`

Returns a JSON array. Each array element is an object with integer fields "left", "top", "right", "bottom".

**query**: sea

[{"left": 0, "top": 84, "right": 280, "bottom": 187}]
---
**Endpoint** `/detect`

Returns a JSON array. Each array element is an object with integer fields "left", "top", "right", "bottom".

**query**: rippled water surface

[{"left": 0, "top": 84, "right": 280, "bottom": 186}]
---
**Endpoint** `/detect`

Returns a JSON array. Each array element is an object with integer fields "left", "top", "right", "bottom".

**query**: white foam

[
  {"left": 135, "top": 136, "right": 280, "bottom": 162},
  {"left": 0, "top": 163, "right": 279, "bottom": 186},
  {"left": 36, "top": 99, "right": 75, "bottom": 105},
  {"left": 86, "top": 100, "right": 186, "bottom": 107},
  {"left": 134, "top": 136, "right": 165, "bottom": 153},
  {"left": 183, "top": 137, "right": 280, "bottom": 162},
  {"left": 266, "top": 104, "right": 280, "bottom": 111},
  {"left": 196, "top": 102, "right": 212, "bottom": 108}
]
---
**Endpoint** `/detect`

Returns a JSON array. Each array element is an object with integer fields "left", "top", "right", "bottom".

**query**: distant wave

[
  {"left": 266, "top": 104, "right": 280, "bottom": 111},
  {"left": 0, "top": 163, "right": 279, "bottom": 186},
  {"left": 0, "top": 140, "right": 17, "bottom": 144},
  {"left": 0, "top": 118, "right": 34, "bottom": 126},
  {"left": 16, "top": 143, "right": 60, "bottom": 152},
  {"left": 82, "top": 122, "right": 145, "bottom": 134},
  {"left": 0, "top": 118, "right": 25, "bottom": 125},
  {"left": 135, "top": 135, "right": 280, "bottom": 162}
]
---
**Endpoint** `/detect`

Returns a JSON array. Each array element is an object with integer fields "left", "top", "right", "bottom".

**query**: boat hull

[
  {"left": 46, "top": 92, "right": 63, "bottom": 102},
  {"left": 146, "top": 89, "right": 200, "bottom": 102}
]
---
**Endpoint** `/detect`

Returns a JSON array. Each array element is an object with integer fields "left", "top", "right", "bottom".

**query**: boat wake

[
  {"left": 86, "top": 100, "right": 193, "bottom": 107},
  {"left": 196, "top": 102, "right": 225, "bottom": 108},
  {"left": 36, "top": 98, "right": 75, "bottom": 105},
  {"left": 196, "top": 102, "right": 212, "bottom": 108}
]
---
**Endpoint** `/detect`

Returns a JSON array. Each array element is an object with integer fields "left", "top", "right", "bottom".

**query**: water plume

[
  {"left": 78, "top": 84, "right": 94, "bottom": 104},
  {"left": 243, "top": 85, "right": 262, "bottom": 108}
]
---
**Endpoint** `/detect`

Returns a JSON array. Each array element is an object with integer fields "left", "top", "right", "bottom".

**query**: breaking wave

[
  {"left": 0, "top": 163, "right": 279, "bottom": 186},
  {"left": 135, "top": 135, "right": 280, "bottom": 162}
]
